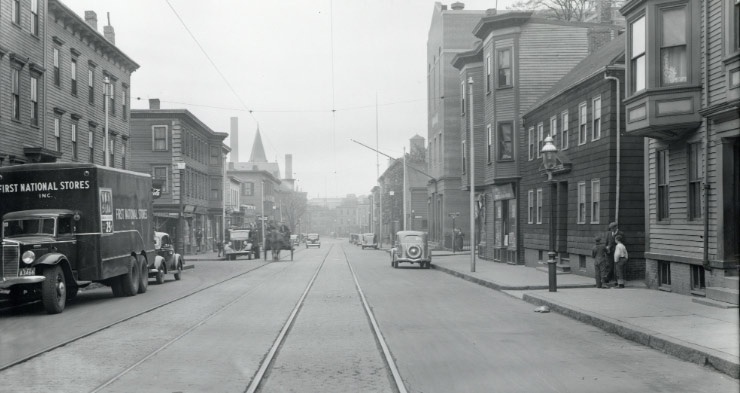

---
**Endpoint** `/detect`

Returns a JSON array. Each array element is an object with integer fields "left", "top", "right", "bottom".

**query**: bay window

[
  {"left": 660, "top": 7, "right": 687, "bottom": 86},
  {"left": 630, "top": 15, "right": 646, "bottom": 93}
]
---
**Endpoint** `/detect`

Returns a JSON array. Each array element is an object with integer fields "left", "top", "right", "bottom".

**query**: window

[
  {"left": 460, "top": 81, "right": 466, "bottom": 114},
  {"left": 658, "top": 261, "right": 671, "bottom": 286},
  {"left": 498, "top": 122, "right": 514, "bottom": 161},
  {"left": 70, "top": 58, "right": 78, "bottom": 96},
  {"left": 487, "top": 124, "right": 492, "bottom": 163},
  {"left": 577, "top": 181, "right": 586, "bottom": 224},
  {"left": 241, "top": 182, "right": 254, "bottom": 196},
  {"left": 210, "top": 145, "right": 220, "bottom": 165},
  {"left": 550, "top": 116, "right": 558, "bottom": 146},
  {"left": 88, "top": 68, "right": 95, "bottom": 105},
  {"left": 109, "top": 83, "right": 116, "bottom": 115},
  {"left": 11, "top": 0, "right": 20, "bottom": 25},
  {"left": 736, "top": 0, "right": 740, "bottom": 51},
  {"left": 591, "top": 179, "right": 600, "bottom": 224},
  {"left": 109, "top": 137, "right": 115, "bottom": 167},
  {"left": 152, "top": 166, "right": 169, "bottom": 193},
  {"left": 631, "top": 15, "right": 646, "bottom": 93},
  {"left": 88, "top": 128, "right": 95, "bottom": 163},
  {"left": 53, "top": 48, "right": 60, "bottom": 87},
  {"left": 152, "top": 126, "right": 168, "bottom": 151},
  {"left": 11, "top": 68, "right": 20, "bottom": 121},
  {"left": 31, "top": 0, "right": 39, "bottom": 35},
  {"left": 578, "top": 102, "right": 588, "bottom": 145},
  {"left": 657, "top": 149, "right": 670, "bottom": 220},
  {"left": 54, "top": 117, "right": 61, "bottom": 152},
  {"left": 497, "top": 48, "right": 512, "bottom": 87},
  {"left": 561, "top": 110, "right": 569, "bottom": 150},
  {"left": 691, "top": 264, "right": 705, "bottom": 290},
  {"left": 592, "top": 96, "right": 601, "bottom": 140},
  {"left": 688, "top": 143, "right": 702, "bottom": 220},
  {"left": 486, "top": 54, "right": 492, "bottom": 92},
  {"left": 528, "top": 190, "right": 534, "bottom": 224},
  {"left": 462, "top": 140, "right": 466, "bottom": 174},
  {"left": 660, "top": 7, "right": 687, "bottom": 86},
  {"left": 30, "top": 76, "right": 39, "bottom": 126},
  {"left": 528, "top": 127, "right": 535, "bottom": 160},
  {"left": 122, "top": 87, "right": 128, "bottom": 120},
  {"left": 71, "top": 121, "right": 78, "bottom": 160},
  {"left": 211, "top": 178, "right": 221, "bottom": 201},
  {"left": 121, "top": 139, "right": 127, "bottom": 169},
  {"left": 537, "top": 123, "right": 544, "bottom": 158},
  {"left": 536, "top": 188, "right": 543, "bottom": 224}
]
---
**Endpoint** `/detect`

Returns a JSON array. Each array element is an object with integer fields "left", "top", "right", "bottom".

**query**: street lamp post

[
  {"left": 176, "top": 162, "right": 186, "bottom": 255},
  {"left": 389, "top": 190, "right": 395, "bottom": 238},
  {"left": 542, "top": 136, "right": 559, "bottom": 292}
]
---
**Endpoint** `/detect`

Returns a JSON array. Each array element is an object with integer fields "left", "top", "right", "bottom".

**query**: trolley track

[
  {"left": 244, "top": 243, "right": 407, "bottom": 393},
  {"left": 0, "top": 249, "right": 302, "bottom": 373}
]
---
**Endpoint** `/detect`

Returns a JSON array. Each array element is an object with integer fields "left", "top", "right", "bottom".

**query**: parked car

[
  {"left": 224, "top": 229, "right": 258, "bottom": 260},
  {"left": 306, "top": 233, "right": 321, "bottom": 248},
  {"left": 290, "top": 234, "right": 299, "bottom": 247},
  {"left": 391, "top": 231, "right": 431, "bottom": 269},
  {"left": 150, "top": 232, "right": 184, "bottom": 283},
  {"left": 361, "top": 233, "right": 378, "bottom": 250}
]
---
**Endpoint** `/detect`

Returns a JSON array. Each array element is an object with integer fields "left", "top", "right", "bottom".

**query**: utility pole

[
  {"left": 403, "top": 146, "right": 407, "bottom": 231},
  {"left": 468, "top": 77, "right": 476, "bottom": 273}
]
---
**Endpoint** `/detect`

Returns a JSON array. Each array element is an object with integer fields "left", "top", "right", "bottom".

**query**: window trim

[
  {"left": 550, "top": 115, "right": 558, "bottom": 147},
  {"left": 88, "top": 127, "right": 95, "bottom": 163},
  {"left": 592, "top": 96, "right": 602, "bottom": 141},
  {"left": 30, "top": 75, "right": 39, "bottom": 126},
  {"left": 497, "top": 121, "right": 514, "bottom": 162},
  {"left": 54, "top": 116, "right": 61, "bottom": 152},
  {"left": 577, "top": 181, "right": 587, "bottom": 224},
  {"left": 486, "top": 54, "right": 492, "bottom": 93},
  {"left": 460, "top": 81, "right": 466, "bottom": 115},
  {"left": 528, "top": 189, "right": 534, "bottom": 224},
  {"left": 536, "top": 122, "right": 544, "bottom": 159},
  {"left": 11, "top": 67, "right": 21, "bottom": 121},
  {"left": 536, "top": 188, "right": 543, "bottom": 224},
  {"left": 462, "top": 140, "right": 466, "bottom": 174},
  {"left": 53, "top": 48, "right": 61, "bottom": 87},
  {"left": 561, "top": 110, "right": 569, "bottom": 150},
  {"left": 528, "top": 126, "right": 535, "bottom": 160},
  {"left": 657, "top": 149, "right": 670, "bottom": 221},
  {"left": 152, "top": 125, "right": 169, "bottom": 151},
  {"left": 11, "top": 0, "right": 21, "bottom": 26},
  {"left": 578, "top": 101, "right": 588, "bottom": 145},
  {"left": 30, "top": 0, "right": 39, "bottom": 36},
  {"left": 687, "top": 142, "right": 702, "bottom": 220},
  {"left": 629, "top": 13, "right": 647, "bottom": 94},
  {"left": 152, "top": 166, "right": 170, "bottom": 193},
  {"left": 71, "top": 121, "right": 78, "bottom": 160},
  {"left": 658, "top": 4, "right": 689, "bottom": 87},
  {"left": 590, "top": 179, "right": 601, "bottom": 224},
  {"left": 496, "top": 47, "right": 513, "bottom": 88},
  {"left": 486, "top": 124, "right": 492, "bottom": 163}
]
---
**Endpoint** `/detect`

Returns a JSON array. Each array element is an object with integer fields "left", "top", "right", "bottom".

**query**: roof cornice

[
  {"left": 130, "top": 109, "right": 228, "bottom": 140},
  {"left": 472, "top": 11, "right": 533, "bottom": 39}
]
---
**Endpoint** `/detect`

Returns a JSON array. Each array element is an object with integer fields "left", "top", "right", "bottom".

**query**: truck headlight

[{"left": 22, "top": 251, "right": 36, "bottom": 265}]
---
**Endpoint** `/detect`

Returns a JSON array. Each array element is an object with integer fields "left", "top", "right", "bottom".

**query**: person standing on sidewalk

[
  {"left": 217, "top": 238, "right": 224, "bottom": 257},
  {"left": 592, "top": 236, "right": 610, "bottom": 288},
  {"left": 605, "top": 222, "right": 624, "bottom": 285},
  {"left": 613, "top": 234, "right": 628, "bottom": 288}
]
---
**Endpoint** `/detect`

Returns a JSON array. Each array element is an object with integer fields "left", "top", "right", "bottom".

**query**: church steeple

[{"left": 249, "top": 128, "right": 267, "bottom": 163}]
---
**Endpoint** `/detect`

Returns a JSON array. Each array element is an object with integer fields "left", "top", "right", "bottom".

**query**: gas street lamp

[{"left": 541, "top": 136, "right": 558, "bottom": 292}]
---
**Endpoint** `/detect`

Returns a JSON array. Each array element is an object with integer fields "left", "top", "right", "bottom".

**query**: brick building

[
  {"left": 129, "top": 100, "right": 229, "bottom": 254},
  {"left": 1, "top": 0, "right": 138, "bottom": 167},
  {"left": 620, "top": 0, "right": 739, "bottom": 302},
  {"left": 520, "top": 35, "right": 646, "bottom": 280}
]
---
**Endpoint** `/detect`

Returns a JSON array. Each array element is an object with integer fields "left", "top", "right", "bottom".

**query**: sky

[{"left": 62, "top": 0, "right": 516, "bottom": 198}]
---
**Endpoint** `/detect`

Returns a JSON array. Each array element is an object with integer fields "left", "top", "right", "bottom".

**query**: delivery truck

[{"left": 0, "top": 163, "right": 155, "bottom": 313}]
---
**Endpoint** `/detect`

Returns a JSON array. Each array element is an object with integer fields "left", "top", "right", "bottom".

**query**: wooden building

[{"left": 620, "top": 0, "right": 739, "bottom": 302}]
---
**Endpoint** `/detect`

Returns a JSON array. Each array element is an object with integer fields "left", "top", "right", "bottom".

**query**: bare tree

[
  {"left": 280, "top": 190, "right": 307, "bottom": 233},
  {"left": 508, "top": 0, "right": 597, "bottom": 22}
]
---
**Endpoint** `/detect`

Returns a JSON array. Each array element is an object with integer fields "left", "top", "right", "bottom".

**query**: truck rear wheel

[
  {"left": 137, "top": 255, "right": 148, "bottom": 294},
  {"left": 118, "top": 256, "right": 140, "bottom": 296},
  {"left": 41, "top": 265, "right": 66, "bottom": 314}
]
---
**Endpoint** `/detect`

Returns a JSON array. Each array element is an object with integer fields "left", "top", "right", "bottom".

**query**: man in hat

[
  {"left": 592, "top": 236, "right": 609, "bottom": 288},
  {"left": 605, "top": 222, "right": 624, "bottom": 285}
]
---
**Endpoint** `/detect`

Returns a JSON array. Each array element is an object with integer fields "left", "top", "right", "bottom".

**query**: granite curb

[
  {"left": 431, "top": 263, "right": 595, "bottom": 291},
  {"left": 522, "top": 293, "right": 740, "bottom": 379}
]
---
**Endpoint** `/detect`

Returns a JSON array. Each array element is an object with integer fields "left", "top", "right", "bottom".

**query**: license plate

[{"left": 20, "top": 267, "right": 36, "bottom": 276}]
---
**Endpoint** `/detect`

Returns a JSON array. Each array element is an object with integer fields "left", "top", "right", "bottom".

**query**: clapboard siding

[{"left": 704, "top": 0, "right": 726, "bottom": 105}]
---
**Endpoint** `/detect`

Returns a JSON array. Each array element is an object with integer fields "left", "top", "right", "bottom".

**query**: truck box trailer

[{"left": 0, "top": 163, "right": 155, "bottom": 313}]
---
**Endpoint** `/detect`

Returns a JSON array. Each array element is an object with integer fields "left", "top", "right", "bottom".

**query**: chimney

[
  {"left": 588, "top": 27, "right": 614, "bottom": 54},
  {"left": 103, "top": 13, "right": 115, "bottom": 44},
  {"left": 148, "top": 98, "right": 160, "bottom": 110},
  {"left": 285, "top": 154, "right": 293, "bottom": 179},
  {"left": 598, "top": 0, "right": 613, "bottom": 24},
  {"left": 230, "top": 117, "right": 239, "bottom": 163},
  {"left": 84, "top": 11, "right": 98, "bottom": 31},
  {"left": 451, "top": 2, "right": 465, "bottom": 10}
]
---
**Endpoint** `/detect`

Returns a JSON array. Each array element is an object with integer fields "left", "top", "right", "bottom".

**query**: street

[{"left": 0, "top": 239, "right": 737, "bottom": 393}]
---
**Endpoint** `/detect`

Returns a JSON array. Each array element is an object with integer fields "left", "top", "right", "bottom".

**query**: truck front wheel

[
  {"left": 118, "top": 256, "right": 140, "bottom": 296},
  {"left": 136, "top": 255, "right": 148, "bottom": 294},
  {"left": 41, "top": 265, "right": 66, "bottom": 314}
]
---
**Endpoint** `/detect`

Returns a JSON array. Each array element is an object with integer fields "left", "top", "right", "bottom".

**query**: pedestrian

[
  {"left": 217, "top": 238, "right": 224, "bottom": 257},
  {"left": 605, "top": 222, "right": 624, "bottom": 285},
  {"left": 195, "top": 228, "right": 203, "bottom": 253},
  {"left": 591, "top": 236, "right": 609, "bottom": 288},
  {"left": 613, "top": 234, "right": 628, "bottom": 288}
]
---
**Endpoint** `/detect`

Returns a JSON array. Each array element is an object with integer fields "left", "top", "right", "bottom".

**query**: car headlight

[{"left": 22, "top": 251, "right": 36, "bottom": 265}]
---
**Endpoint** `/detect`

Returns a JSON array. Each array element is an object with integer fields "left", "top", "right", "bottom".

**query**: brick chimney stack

[
  {"left": 451, "top": 2, "right": 465, "bottom": 10},
  {"left": 84, "top": 11, "right": 97, "bottom": 31},
  {"left": 103, "top": 12, "right": 115, "bottom": 44},
  {"left": 148, "top": 98, "right": 160, "bottom": 110},
  {"left": 285, "top": 154, "right": 293, "bottom": 179},
  {"left": 230, "top": 117, "right": 239, "bottom": 163}
]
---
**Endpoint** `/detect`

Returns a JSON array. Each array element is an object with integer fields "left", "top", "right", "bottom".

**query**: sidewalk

[{"left": 431, "top": 253, "right": 740, "bottom": 379}]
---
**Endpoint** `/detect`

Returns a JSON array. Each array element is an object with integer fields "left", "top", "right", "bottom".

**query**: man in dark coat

[{"left": 605, "top": 222, "right": 624, "bottom": 284}]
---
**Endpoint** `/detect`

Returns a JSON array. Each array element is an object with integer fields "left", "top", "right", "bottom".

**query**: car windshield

[
  {"left": 3, "top": 218, "right": 56, "bottom": 238},
  {"left": 400, "top": 235, "right": 422, "bottom": 242}
]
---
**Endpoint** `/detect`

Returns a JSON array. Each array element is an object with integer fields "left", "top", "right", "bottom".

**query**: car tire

[
  {"left": 41, "top": 265, "right": 66, "bottom": 314},
  {"left": 137, "top": 255, "right": 148, "bottom": 294},
  {"left": 174, "top": 259, "right": 183, "bottom": 281},
  {"left": 118, "top": 256, "right": 140, "bottom": 297},
  {"left": 155, "top": 263, "right": 165, "bottom": 284}
]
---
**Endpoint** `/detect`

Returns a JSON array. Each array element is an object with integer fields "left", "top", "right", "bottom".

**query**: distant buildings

[
  {"left": 129, "top": 99, "right": 229, "bottom": 254},
  {"left": 1, "top": 0, "right": 138, "bottom": 167}
]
